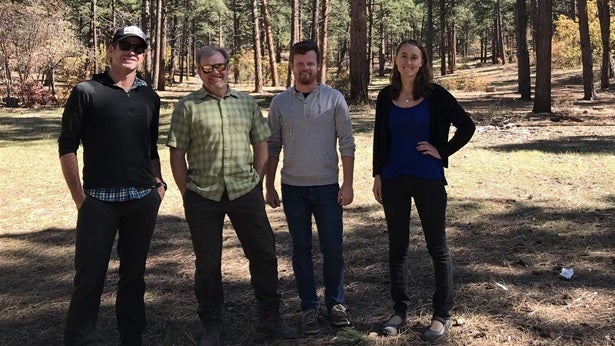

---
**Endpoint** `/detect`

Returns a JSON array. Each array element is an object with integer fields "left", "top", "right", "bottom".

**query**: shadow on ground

[
  {"left": 1, "top": 196, "right": 613, "bottom": 345},
  {"left": 488, "top": 135, "right": 615, "bottom": 154}
]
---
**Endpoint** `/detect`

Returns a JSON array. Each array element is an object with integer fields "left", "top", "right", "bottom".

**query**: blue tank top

[{"left": 381, "top": 99, "right": 445, "bottom": 182}]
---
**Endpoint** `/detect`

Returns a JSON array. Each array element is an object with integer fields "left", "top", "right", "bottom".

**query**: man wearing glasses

[
  {"left": 59, "top": 26, "right": 164, "bottom": 345},
  {"left": 167, "top": 45, "right": 296, "bottom": 345}
]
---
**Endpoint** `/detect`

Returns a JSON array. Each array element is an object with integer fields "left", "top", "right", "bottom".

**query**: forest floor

[{"left": 0, "top": 63, "right": 614, "bottom": 345}]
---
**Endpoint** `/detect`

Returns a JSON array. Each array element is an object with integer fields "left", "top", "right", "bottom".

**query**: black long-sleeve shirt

[{"left": 58, "top": 72, "right": 161, "bottom": 189}]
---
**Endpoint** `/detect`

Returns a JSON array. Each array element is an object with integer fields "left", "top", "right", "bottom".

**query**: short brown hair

[{"left": 290, "top": 40, "right": 320, "bottom": 65}]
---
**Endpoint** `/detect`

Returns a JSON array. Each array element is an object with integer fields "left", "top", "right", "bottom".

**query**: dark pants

[
  {"left": 381, "top": 175, "right": 453, "bottom": 320},
  {"left": 64, "top": 190, "right": 161, "bottom": 346},
  {"left": 281, "top": 183, "right": 345, "bottom": 312},
  {"left": 183, "top": 186, "right": 280, "bottom": 326}
]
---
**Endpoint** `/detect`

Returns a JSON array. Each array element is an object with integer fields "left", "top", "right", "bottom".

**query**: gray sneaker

[
  {"left": 301, "top": 308, "right": 321, "bottom": 334},
  {"left": 329, "top": 304, "right": 351, "bottom": 327}
]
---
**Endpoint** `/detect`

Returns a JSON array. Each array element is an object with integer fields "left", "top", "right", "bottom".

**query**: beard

[{"left": 295, "top": 72, "right": 317, "bottom": 86}]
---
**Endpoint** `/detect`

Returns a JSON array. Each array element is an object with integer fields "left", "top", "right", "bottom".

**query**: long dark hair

[{"left": 389, "top": 39, "right": 433, "bottom": 101}]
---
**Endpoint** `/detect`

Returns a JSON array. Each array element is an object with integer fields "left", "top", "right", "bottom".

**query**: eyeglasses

[
  {"left": 200, "top": 63, "right": 228, "bottom": 74},
  {"left": 117, "top": 41, "right": 146, "bottom": 54}
]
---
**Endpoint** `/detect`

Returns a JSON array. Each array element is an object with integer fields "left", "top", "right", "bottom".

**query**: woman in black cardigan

[{"left": 372, "top": 39, "right": 475, "bottom": 342}]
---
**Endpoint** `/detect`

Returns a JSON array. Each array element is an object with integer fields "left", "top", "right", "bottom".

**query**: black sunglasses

[
  {"left": 117, "top": 41, "right": 146, "bottom": 54},
  {"left": 200, "top": 63, "right": 228, "bottom": 74}
]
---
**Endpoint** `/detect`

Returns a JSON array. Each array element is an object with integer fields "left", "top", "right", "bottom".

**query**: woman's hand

[
  {"left": 417, "top": 141, "right": 442, "bottom": 160},
  {"left": 373, "top": 175, "right": 383, "bottom": 204}
]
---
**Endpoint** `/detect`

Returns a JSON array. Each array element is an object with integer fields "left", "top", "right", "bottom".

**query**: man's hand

[
  {"left": 265, "top": 187, "right": 281, "bottom": 208},
  {"left": 338, "top": 183, "right": 354, "bottom": 206},
  {"left": 156, "top": 185, "right": 166, "bottom": 200},
  {"left": 74, "top": 192, "right": 87, "bottom": 210}
]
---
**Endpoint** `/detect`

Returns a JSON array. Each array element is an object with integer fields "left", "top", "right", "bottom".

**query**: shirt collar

[
  {"left": 198, "top": 86, "right": 239, "bottom": 99},
  {"left": 99, "top": 71, "right": 147, "bottom": 90},
  {"left": 133, "top": 76, "right": 147, "bottom": 88}
]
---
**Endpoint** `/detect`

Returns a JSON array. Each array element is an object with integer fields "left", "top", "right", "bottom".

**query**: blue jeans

[{"left": 281, "top": 183, "right": 345, "bottom": 312}]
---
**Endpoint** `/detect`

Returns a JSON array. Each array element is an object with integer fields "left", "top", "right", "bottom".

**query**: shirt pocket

[{"left": 231, "top": 113, "right": 251, "bottom": 132}]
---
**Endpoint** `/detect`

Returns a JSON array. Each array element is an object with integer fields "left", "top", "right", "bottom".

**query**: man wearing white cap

[{"left": 59, "top": 25, "right": 164, "bottom": 345}]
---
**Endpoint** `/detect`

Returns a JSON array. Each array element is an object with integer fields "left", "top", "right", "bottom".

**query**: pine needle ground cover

[{"left": 1, "top": 65, "right": 613, "bottom": 345}]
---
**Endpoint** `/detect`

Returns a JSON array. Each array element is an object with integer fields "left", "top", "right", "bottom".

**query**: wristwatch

[{"left": 156, "top": 181, "right": 167, "bottom": 191}]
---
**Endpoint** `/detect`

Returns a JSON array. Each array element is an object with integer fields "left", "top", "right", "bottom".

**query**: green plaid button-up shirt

[{"left": 167, "top": 87, "right": 271, "bottom": 201}]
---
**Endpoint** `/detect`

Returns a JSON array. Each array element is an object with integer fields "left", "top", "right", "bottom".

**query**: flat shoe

[
  {"left": 421, "top": 316, "right": 450, "bottom": 343},
  {"left": 382, "top": 314, "right": 405, "bottom": 336}
]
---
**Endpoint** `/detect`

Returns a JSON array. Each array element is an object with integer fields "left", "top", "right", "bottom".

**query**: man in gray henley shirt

[{"left": 265, "top": 40, "right": 355, "bottom": 335}]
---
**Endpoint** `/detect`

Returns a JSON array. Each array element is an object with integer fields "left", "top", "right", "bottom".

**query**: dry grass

[{"left": 1, "top": 64, "right": 614, "bottom": 345}]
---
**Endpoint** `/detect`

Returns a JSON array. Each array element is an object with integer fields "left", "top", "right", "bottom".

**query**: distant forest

[{"left": 0, "top": 0, "right": 613, "bottom": 110}]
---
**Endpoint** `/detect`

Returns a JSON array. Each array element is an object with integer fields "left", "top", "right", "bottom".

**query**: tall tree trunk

[
  {"left": 252, "top": 0, "right": 263, "bottom": 92},
  {"left": 91, "top": 0, "right": 98, "bottom": 74},
  {"left": 597, "top": 0, "right": 611, "bottom": 90},
  {"left": 168, "top": 8, "right": 177, "bottom": 85},
  {"left": 151, "top": 0, "right": 162, "bottom": 89},
  {"left": 318, "top": 0, "right": 329, "bottom": 83},
  {"left": 447, "top": 0, "right": 456, "bottom": 73},
  {"left": 439, "top": 0, "right": 446, "bottom": 76},
  {"left": 516, "top": 0, "right": 531, "bottom": 100},
  {"left": 378, "top": 2, "right": 385, "bottom": 77},
  {"left": 492, "top": 1, "right": 501, "bottom": 64},
  {"left": 426, "top": 0, "right": 434, "bottom": 66},
  {"left": 141, "top": 0, "right": 153, "bottom": 84},
  {"left": 349, "top": 0, "right": 368, "bottom": 103},
  {"left": 577, "top": 0, "right": 595, "bottom": 100},
  {"left": 533, "top": 0, "right": 552, "bottom": 113},
  {"left": 367, "top": 0, "right": 373, "bottom": 83},
  {"left": 157, "top": 0, "right": 167, "bottom": 91},
  {"left": 447, "top": 23, "right": 456, "bottom": 74},
  {"left": 496, "top": 0, "right": 506, "bottom": 64},
  {"left": 288, "top": 0, "right": 301, "bottom": 86},
  {"left": 311, "top": 0, "right": 320, "bottom": 42},
  {"left": 179, "top": 0, "right": 189, "bottom": 83},
  {"left": 530, "top": 0, "right": 537, "bottom": 52},
  {"left": 336, "top": 25, "right": 349, "bottom": 77},
  {"left": 261, "top": 0, "right": 278, "bottom": 86},
  {"left": 190, "top": 17, "right": 196, "bottom": 77},
  {"left": 232, "top": 0, "right": 240, "bottom": 55}
]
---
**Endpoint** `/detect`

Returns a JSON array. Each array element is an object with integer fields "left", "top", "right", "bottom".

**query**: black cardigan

[{"left": 372, "top": 84, "right": 475, "bottom": 177}]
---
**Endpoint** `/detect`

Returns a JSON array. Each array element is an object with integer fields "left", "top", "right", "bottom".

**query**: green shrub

[
  {"left": 436, "top": 71, "right": 489, "bottom": 92},
  {"left": 327, "top": 70, "right": 351, "bottom": 96}
]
